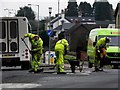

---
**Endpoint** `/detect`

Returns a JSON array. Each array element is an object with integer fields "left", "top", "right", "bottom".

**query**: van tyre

[
  {"left": 21, "top": 61, "right": 31, "bottom": 70},
  {"left": 113, "top": 65, "right": 118, "bottom": 69}
]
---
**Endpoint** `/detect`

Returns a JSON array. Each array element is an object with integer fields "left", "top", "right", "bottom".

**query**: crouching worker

[
  {"left": 94, "top": 37, "right": 110, "bottom": 71},
  {"left": 23, "top": 33, "right": 43, "bottom": 73},
  {"left": 54, "top": 34, "right": 69, "bottom": 74}
]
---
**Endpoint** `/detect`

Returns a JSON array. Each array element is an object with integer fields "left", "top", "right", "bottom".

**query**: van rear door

[{"left": 0, "top": 19, "right": 19, "bottom": 54}]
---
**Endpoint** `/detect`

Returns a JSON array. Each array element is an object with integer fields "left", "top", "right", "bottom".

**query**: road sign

[{"left": 47, "top": 30, "right": 53, "bottom": 36}]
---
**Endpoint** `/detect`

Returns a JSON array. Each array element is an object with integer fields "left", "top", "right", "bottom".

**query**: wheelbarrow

[{"left": 64, "top": 54, "right": 84, "bottom": 73}]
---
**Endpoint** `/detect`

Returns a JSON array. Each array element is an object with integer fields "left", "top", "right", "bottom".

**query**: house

[
  {"left": 51, "top": 10, "right": 71, "bottom": 30},
  {"left": 50, "top": 9, "right": 95, "bottom": 38},
  {"left": 46, "top": 10, "right": 71, "bottom": 38},
  {"left": 114, "top": 2, "right": 120, "bottom": 28}
]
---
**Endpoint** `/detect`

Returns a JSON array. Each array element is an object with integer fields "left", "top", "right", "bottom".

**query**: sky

[{"left": 0, "top": 0, "right": 119, "bottom": 19}]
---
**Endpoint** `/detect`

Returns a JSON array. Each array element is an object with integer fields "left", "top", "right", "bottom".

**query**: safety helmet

[{"left": 105, "top": 37, "right": 110, "bottom": 43}]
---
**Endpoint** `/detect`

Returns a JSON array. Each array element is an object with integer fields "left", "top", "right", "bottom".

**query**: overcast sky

[{"left": 0, "top": 0, "right": 119, "bottom": 19}]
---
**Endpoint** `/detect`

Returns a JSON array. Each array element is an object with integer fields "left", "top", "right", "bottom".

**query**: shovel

[{"left": 21, "top": 38, "right": 31, "bottom": 51}]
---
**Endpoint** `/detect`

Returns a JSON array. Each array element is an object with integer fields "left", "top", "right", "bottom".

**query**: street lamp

[
  {"left": 49, "top": 7, "right": 52, "bottom": 30},
  {"left": 28, "top": 4, "right": 39, "bottom": 35},
  {"left": 58, "top": 0, "right": 60, "bottom": 15},
  {"left": 48, "top": 7, "right": 52, "bottom": 64}
]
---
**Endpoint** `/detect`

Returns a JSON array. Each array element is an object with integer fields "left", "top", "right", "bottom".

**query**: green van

[{"left": 87, "top": 28, "right": 120, "bottom": 68}]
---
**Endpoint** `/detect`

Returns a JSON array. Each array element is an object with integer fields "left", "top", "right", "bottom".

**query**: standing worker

[
  {"left": 54, "top": 33, "right": 69, "bottom": 74},
  {"left": 22, "top": 33, "right": 43, "bottom": 73},
  {"left": 94, "top": 37, "right": 110, "bottom": 71}
]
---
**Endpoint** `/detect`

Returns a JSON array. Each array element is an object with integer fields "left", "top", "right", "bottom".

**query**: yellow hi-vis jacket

[
  {"left": 31, "top": 38, "right": 43, "bottom": 54},
  {"left": 55, "top": 39, "right": 69, "bottom": 53},
  {"left": 95, "top": 37, "right": 107, "bottom": 51},
  {"left": 24, "top": 33, "right": 43, "bottom": 53},
  {"left": 24, "top": 33, "right": 35, "bottom": 42}
]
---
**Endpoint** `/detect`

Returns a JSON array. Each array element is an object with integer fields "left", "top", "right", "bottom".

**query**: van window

[
  {"left": 10, "top": 42, "right": 17, "bottom": 51},
  {"left": 10, "top": 21, "right": 17, "bottom": 39},
  {"left": 0, "top": 22, "right": 6, "bottom": 39},
  {"left": 0, "top": 42, "right": 6, "bottom": 51},
  {"left": 98, "top": 36, "right": 120, "bottom": 46}
]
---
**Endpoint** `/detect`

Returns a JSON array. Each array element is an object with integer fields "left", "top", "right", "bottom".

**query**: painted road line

[{"left": 0, "top": 83, "right": 42, "bottom": 88}]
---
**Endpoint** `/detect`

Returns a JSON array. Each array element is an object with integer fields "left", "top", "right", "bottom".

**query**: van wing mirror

[{"left": 93, "top": 42, "right": 96, "bottom": 47}]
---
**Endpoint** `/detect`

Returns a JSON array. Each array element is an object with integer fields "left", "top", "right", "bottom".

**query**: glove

[
  {"left": 97, "top": 50, "right": 100, "bottom": 53},
  {"left": 30, "top": 50, "right": 38, "bottom": 54}
]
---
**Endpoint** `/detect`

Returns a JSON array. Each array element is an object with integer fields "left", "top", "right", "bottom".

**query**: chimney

[{"left": 61, "top": 9, "right": 65, "bottom": 19}]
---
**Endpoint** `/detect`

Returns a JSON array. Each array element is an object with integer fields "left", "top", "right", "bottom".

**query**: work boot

[
  {"left": 98, "top": 68, "right": 103, "bottom": 71},
  {"left": 28, "top": 69, "right": 34, "bottom": 72},
  {"left": 37, "top": 68, "right": 44, "bottom": 72},
  {"left": 34, "top": 70, "right": 39, "bottom": 73},
  {"left": 93, "top": 68, "right": 103, "bottom": 72},
  {"left": 93, "top": 67, "right": 99, "bottom": 72},
  {"left": 34, "top": 68, "right": 44, "bottom": 73}
]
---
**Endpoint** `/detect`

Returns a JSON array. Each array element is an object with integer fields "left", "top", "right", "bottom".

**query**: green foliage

[
  {"left": 93, "top": 2, "right": 114, "bottom": 21},
  {"left": 39, "top": 20, "right": 45, "bottom": 31},
  {"left": 78, "top": 2, "right": 93, "bottom": 17},
  {"left": 29, "top": 20, "right": 38, "bottom": 33},
  {"left": 65, "top": 2, "right": 78, "bottom": 17},
  {"left": 39, "top": 31, "right": 49, "bottom": 47},
  {"left": 16, "top": 6, "right": 35, "bottom": 20}
]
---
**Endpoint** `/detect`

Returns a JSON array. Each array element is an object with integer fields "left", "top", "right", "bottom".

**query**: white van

[{"left": 0, "top": 17, "right": 31, "bottom": 69}]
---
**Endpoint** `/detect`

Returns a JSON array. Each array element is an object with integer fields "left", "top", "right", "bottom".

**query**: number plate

[
  {"left": 2, "top": 54, "right": 15, "bottom": 57},
  {"left": 111, "top": 61, "right": 120, "bottom": 64}
]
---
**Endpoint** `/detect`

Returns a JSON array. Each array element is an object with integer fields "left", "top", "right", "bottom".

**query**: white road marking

[
  {"left": 0, "top": 83, "right": 42, "bottom": 88},
  {"left": 1, "top": 66, "right": 21, "bottom": 69}
]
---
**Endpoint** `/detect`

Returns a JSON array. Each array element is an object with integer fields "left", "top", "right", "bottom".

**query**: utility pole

[
  {"left": 48, "top": 7, "right": 52, "bottom": 64},
  {"left": 58, "top": 0, "right": 60, "bottom": 16},
  {"left": 37, "top": 5, "right": 39, "bottom": 35}
]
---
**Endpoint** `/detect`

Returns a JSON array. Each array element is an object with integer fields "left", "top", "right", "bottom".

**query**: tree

[
  {"left": 39, "top": 19, "right": 45, "bottom": 31},
  {"left": 93, "top": 2, "right": 114, "bottom": 21},
  {"left": 39, "top": 30, "right": 49, "bottom": 47},
  {"left": 29, "top": 20, "right": 38, "bottom": 33},
  {"left": 65, "top": 1, "right": 78, "bottom": 17},
  {"left": 16, "top": 6, "right": 35, "bottom": 20},
  {"left": 78, "top": 2, "right": 93, "bottom": 17}
]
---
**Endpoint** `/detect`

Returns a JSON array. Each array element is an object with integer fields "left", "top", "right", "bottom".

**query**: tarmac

[{"left": 40, "top": 61, "right": 93, "bottom": 75}]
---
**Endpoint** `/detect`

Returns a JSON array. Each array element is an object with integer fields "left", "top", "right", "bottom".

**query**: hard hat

[{"left": 105, "top": 37, "right": 110, "bottom": 42}]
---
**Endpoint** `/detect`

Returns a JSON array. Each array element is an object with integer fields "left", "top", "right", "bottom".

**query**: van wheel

[
  {"left": 113, "top": 65, "right": 118, "bottom": 69},
  {"left": 21, "top": 61, "right": 31, "bottom": 70},
  {"left": 88, "top": 56, "right": 93, "bottom": 68}
]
